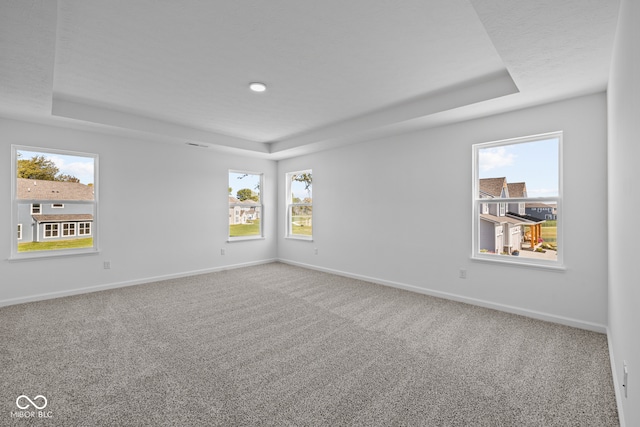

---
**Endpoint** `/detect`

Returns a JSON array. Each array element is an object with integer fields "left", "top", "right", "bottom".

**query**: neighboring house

[
  {"left": 228, "top": 196, "right": 261, "bottom": 225},
  {"left": 17, "top": 178, "right": 94, "bottom": 243},
  {"left": 479, "top": 178, "right": 544, "bottom": 254},
  {"left": 525, "top": 202, "right": 557, "bottom": 220},
  {"left": 507, "top": 182, "right": 527, "bottom": 215}
]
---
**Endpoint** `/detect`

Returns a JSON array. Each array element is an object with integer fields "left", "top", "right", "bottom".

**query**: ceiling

[{"left": 0, "top": 0, "right": 620, "bottom": 159}]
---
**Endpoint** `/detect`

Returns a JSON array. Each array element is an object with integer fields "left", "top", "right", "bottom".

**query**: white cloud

[
  {"left": 64, "top": 161, "right": 94, "bottom": 179},
  {"left": 479, "top": 147, "right": 516, "bottom": 172},
  {"left": 526, "top": 188, "right": 559, "bottom": 198},
  {"left": 48, "top": 154, "right": 94, "bottom": 183}
]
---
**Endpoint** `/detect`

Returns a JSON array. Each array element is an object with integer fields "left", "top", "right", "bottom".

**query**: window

[
  {"left": 473, "top": 132, "right": 562, "bottom": 267},
  {"left": 78, "top": 222, "right": 91, "bottom": 236},
  {"left": 286, "top": 170, "right": 312, "bottom": 239},
  {"left": 62, "top": 223, "right": 76, "bottom": 236},
  {"left": 228, "top": 171, "right": 263, "bottom": 240},
  {"left": 11, "top": 146, "right": 98, "bottom": 259},
  {"left": 44, "top": 223, "right": 60, "bottom": 238}
]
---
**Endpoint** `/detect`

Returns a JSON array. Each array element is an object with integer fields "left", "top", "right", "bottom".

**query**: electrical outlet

[
  {"left": 623, "top": 361, "right": 628, "bottom": 398},
  {"left": 221, "top": 248, "right": 225, "bottom": 256},
  {"left": 103, "top": 261, "right": 111, "bottom": 269},
  {"left": 314, "top": 248, "right": 318, "bottom": 255},
  {"left": 459, "top": 269, "right": 467, "bottom": 279}
]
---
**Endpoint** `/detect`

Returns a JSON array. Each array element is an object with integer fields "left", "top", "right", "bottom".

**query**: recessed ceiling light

[{"left": 249, "top": 82, "right": 267, "bottom": 92}]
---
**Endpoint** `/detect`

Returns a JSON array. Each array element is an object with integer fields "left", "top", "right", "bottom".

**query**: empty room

[{"left": 1, "top": 0, "right": 638, "bottom": 426}]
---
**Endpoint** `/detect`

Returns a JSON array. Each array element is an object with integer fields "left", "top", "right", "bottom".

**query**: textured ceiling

[{"left": 0, "top": 0, "right": 620, "bottom": 159}]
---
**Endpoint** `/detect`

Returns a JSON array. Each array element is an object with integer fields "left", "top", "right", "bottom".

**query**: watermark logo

[
  {"left": 11, "top": 395, "right": 53, "bottom": 419},
  {"left": 16, "top": 395, "right": 47, "bottom": 410}
]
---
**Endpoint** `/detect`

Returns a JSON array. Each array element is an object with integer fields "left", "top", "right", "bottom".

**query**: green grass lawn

[
  {"left": 292, "top": 224, "right": 312, "bottom": 236},
  {"left": 540, "top": 220, "right": 557, "bottom": 243},
  {"left": 229, "top": 220, "right": 261, "bottom": 237},
  {"left": 540, "top": 227, "right": 556, "bottom": 242},
  {"left": 291, "top": 216, "right": 312, "bottom": 236},
  {"left": 19, "top": 237, "right": 93, "bottom": 252}
]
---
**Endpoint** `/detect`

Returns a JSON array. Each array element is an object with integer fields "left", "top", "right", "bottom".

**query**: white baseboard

[
  {"left": 2, "top": 256, "right": 607, "bottom": 335},
  {"left": 278, "top": 259, "right": 608, "bottom": 334},
  {"left": 606, "top": 327, "right": 625, "bottom": 427},
  {"left": 0, "top": 258, "right": 277, "bottom": 308},
  {"left": 2, "top": 257, "right": 618, "bottom": 423}
]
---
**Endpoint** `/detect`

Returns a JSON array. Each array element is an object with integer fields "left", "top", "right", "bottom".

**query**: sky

[
  {"left": 17, "top": 149, "right": 95, "bottom": 185},
  {"left": 290, "top": 175, "right": 312, "bottom": 201},
  {"left": 228, "top": 172, "right": 312, "bottom": 200},
  {"left": 229, "top": 172, "right": 261, "bottom": 198},
  {"left": 478, "top": 137, "right": 559, "bottom": 198}
]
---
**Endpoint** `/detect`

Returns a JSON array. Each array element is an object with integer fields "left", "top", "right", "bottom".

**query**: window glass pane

[
  {"left": 291, "top": 205, "right": 312, "bottom": 236},
  {"left": 229, "top": 172, "right": 261, "bottom": 202},
  {"left": 229, "top": 206, "right": 262, "bottom": 237},
  {"left": 79, "top": 223, "right": 92, "bottom": 236},
  {"left": 14, "top": 147, "right": 96, "bottom": 256},
  {"left": 228, "top": 172, "right": 263, "bottom": 238},
  {"left": 290, "top": 173, "right": 312, "bottom": 204},
  {"left": 474, "top": 134, "right": 561, "bottom": 266},
  {"left": 478, "top": 201, "right": 558, "bottom": 259},
  {"left": 477, "top": 138, "right": 558, "bottom": 198}
]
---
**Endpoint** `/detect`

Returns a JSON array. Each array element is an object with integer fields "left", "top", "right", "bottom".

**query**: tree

[
  {"left": 292, "top": 173, "right": 312, "bottom": 191},
  {"left": 237, "top": 188, "right": 259, "bottom": 202},
  {"left": 17, "top": 155, "right": 80, "bottom": 182},
  {"left": 56, "top": 174, "right": 80, "bottom": 183},
  {"left": 17, "top": 155, "right": 59, "bottom": 180}
]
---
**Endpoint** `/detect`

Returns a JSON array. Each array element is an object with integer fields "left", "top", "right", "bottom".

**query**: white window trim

[
  {"left": 44, "top": 223, "right": 60, "bottom": 238},
  {"left": 31, "top": 203, "right": 41, "bottom": 215},
  {"left": 286, "top": 169, "right": 313, "bottom": 241},
  {"left": 62, "top": 222, "right": 76, "bottom": 237},
  {"left": 228, "top": 170, "right": 264, "bottom": 242},
  {"left": 52, "top": 203, "right": 64, "bottom": 208},
  {"left": 17, "top": 224, "right": 22, "bottom": 240},
  {"left": 11, "top": 145, "right": 99, "bottom": 260},
  {"left": 472, "top": 132, "right": 564, "bottom": 270},
  {"left": 78, "top": 222, "right": 92, "bottom": 236}
]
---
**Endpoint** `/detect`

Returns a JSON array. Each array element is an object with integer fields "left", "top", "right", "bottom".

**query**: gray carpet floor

[{"left": 0, "top": 262, "right": 619, "bottom": 426}]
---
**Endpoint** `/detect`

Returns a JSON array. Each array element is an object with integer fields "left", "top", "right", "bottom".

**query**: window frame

[
  {"left": 228, "top": 170, "right": 264, "bottom": 242},
  {"left": 62, "top": 222, "right": 76, "bottom": 237},
  {"left": 44, "top": 223, "right": 60, "bottom": 238},
  {"left": 78, "top": 222, "right": 92, "bottom": 236},
  {"left": 11, "top": 145, "right": 99, "bottom": 260},
  {"left": 285, "top": 169, "right": 313, "bottom": 241},
  {"left": 472, "top": 132, "right": 564, "bottom": 269}
]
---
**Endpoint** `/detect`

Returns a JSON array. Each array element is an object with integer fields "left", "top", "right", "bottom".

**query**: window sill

[
  {"left": 227, "top": 236, "right": 265, "bottom": 243},
  {"left": 285, "top": 235, "right": 313, "bottom": 242},
  {"left": 8, "top": 248, "right": 100, "bottom": 262},
  {"left": 471, "top": 254, "right": 565, "bottom": 271}
]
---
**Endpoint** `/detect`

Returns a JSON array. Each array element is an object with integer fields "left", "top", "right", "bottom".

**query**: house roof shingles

[
  {"left": 506, "top": 182, "right": 527, "bottom": 198},
  {"left": 33, "top": 214, "right": 94, "bottom": 223},
  {"left": 479, "top": 177, "right": 507, "bottom": 197},
  {"left": 506, "top": 211, "right": 546, "bottom": 223},
  {"left": 17, "top": 178, "right": 94, "bottom": 201},
  {"left": 229, "top": 196, "right": 260, "bottom": 206}
]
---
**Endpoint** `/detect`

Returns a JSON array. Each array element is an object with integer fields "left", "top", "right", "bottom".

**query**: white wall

[
  {"left": 608, "top": 0, "right": 640, "bottom": 424},
  {"left": 278, "top": 92, "right": 609, "bottom": 331},
  {"left": 0, "top": 118, "right": 278, "bottom": 306}
]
